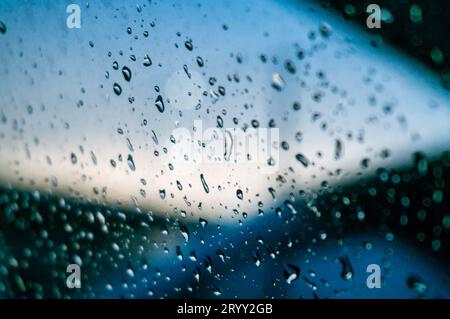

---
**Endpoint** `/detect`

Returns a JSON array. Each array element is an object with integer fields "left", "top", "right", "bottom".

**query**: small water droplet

[
  {"left": 176, "top": 246, "right": 183, "bottom": 261},
  {"left": 407, "top": 275, "right": 428, "bottom": 295},
  {"left": 360, "top": 158, "right": 370, "bottom": 169},
  {"left": 0, "top": 21, "right": 7, "bottom": 34},
  {"left": 335, "top": 139, "right": 343, "bottom": 160},
  {"left": 200, "top": 174, "right": 209, "bottom": 194},
  {"left": 284, "top": 263, "right": 300, "bottom": 284},
  {"left": 339, "top": 255, "right": 353, "bottom": 280},
  {"left": 70, "top": 153, "right": 77, "bottom": 164},
  {"left": 252, "top": 251, "right": 261, "bottom": 267},
  {"left": 268, "top": 187, "right": 277, "bottom": 200},
  {"left": 284, "top": 60, "right": 296, "bottom": 74}
]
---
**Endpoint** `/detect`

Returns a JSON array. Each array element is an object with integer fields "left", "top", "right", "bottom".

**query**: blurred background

[{"left": 0, "top": 0, "right": 449, "bottom": 298}]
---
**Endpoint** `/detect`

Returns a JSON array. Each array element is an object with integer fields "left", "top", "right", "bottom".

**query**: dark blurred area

[
  {"left": 319, "top": 0, "right": 450, "bottom": 89},
  {"left": 1, "top": 152, "right": 449, "bottom": 298}
]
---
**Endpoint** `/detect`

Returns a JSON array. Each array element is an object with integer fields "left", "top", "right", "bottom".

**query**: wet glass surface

[{"left": 0, "top": 0, "right": 449, "bottom": 298}]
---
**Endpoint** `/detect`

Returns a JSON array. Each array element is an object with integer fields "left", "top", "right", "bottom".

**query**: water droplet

[
  {"left": 121, "top": 66, "right": 132, "bottom": 82},
  {"left": 176, "top": 246, "right": 183, "bottom": 261},
  {"left": 407, "top": 275, "right": 428, "bottom": 295},
  {"left": 268, "top": 187, "right": 277, "bottom": 200},
  {"left": 126, "top": 268, "right": 135, "bottom": 278},
  {"left": 0, "top": 21, "right": 6, "bottom": 34},
  {"left": 183, "top": 64, "right": 191, "bottom": 78},
  {"left": 189, "top": 250, "right": 197, "bottom": 262},
  {"left": 236, "top": 189, "right": 243, "bottom": 200},
  {"left": 320, "top": 22, "right": 332, "bottom": 37},
  {"left": 360, "top": 158, "right": 370, "bottom": 169},
  {"left": 126, "top": 138, "right": 134, "bottom": 152},
  {"left": 127, "top": 154, "right": 136, "bottom": 171},
  {"left": 281, "top": 141, "right": 289, "bottom": 151},
  {"left": 185, "top": 40, "right": 193, "bottom": 51},
  {"left": 70, "top": 153, "right": 77, "bottom": 165},
  {"left": 200, "top": 174, "right": 209, "bottom": 194},
  {"left": 284, "top": 263, "right": 300, "bottom": 284},
  {"left": 179, "top": 223, "right": 190, "bottom": 242},
  {"left": 216, "top": 249, "right": 225, "bottom": 263},
  {"left": 212, "top": 285, "right": 222, "bottom": 296},
  {"left": 295, "top": 153, "right": 309, "bottom": 167},
  {"left": 251, "top": 119, "right": 259, "bottom": 128},
  {"left": 113, "top": 83, "right": 122, "bottom": 96},
  {"left": 143, "top": 54, "right": 152, "bottom": 67},
  {"left": 196, "top": 56, "right": 204, "bottom": 67},
  {"left": 252, "top": 251, "right": 261, "bottom": 267},
  {"left": 335, "top": 139, "right": 343, "bottom": 160},
  {"left": 271, "top": 73, "right": 285, "bottom": 91},
  {"left": 204, "top": 256, "right": 213, "bottom": 273},
  {"left": 151, "top": 130, "right": 159, "bottom": 145},
  {"left": 199, "top": 218, "right": 208, "bottom": 227},
  {"left": 155, "top": 95, "right": 165, "bottom": 112},
  {"left": 284, "top": 60, "right": 296, "bottom": 74},
  {"left": 193, "top": 267, "right": 200, "bottom": 282},
  {"left": 217, "top": 116, "right": 223, "bottom": 128},
  {"left": 339, "top": 255, "right": 353, "bottom": 280}
]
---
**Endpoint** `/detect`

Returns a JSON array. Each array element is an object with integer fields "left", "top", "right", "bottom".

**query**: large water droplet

[
  {"left": 185, "top": 40, "right": 193, "bottom": 51},
  {"left": 127, "top": 154, "right": 136, "bottom": 171},
  {"left": 179, "top": 223, "right": 190, "bottom": 242},
  {"left": 143, "top": 54, "right": 152, "bottom": 67},
  {"left": 155, "top": 95, "right": 165, "bottom": 112},
  {"left": 295, "top": 153, "right": 310, "bottom": 167},
  {"left": 121, "top": 66, "right": 132, "bottom": 82},
  {"left": 271, "top": 73, "right": 285, "bottom": 91},
  {"left": 113, "top": 83, "right": 122, "bottom": 96}
]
